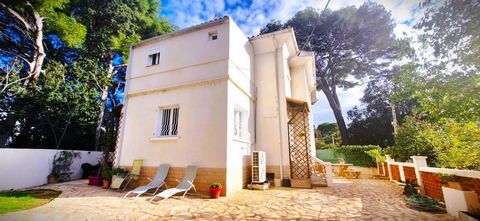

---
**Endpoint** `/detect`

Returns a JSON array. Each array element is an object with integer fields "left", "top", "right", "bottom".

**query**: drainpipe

[{"left": 273, "top": 36, "right": 285, "bottom": 182}]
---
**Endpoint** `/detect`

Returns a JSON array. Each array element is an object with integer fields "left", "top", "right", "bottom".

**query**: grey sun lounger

[
  {"left": 150, "top": 165, "right": 197, "bottom": 202},
  {"left": 124, "top": 164, "right": 170, "bottom": 198}
]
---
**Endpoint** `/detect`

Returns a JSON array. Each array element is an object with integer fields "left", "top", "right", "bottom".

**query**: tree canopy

[
  {"left": 260, "top": 3, "right": 403, "bottom": 144},
  {"left": 0, "top": 0, "right": 173, "bottom": 150}
]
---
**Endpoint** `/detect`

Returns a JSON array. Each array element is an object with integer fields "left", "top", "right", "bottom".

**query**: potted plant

[
  {"left": 47, "top": 172, "right": 59, "bottom": 184},
  {"left": 88, "top": 163, "right": 103, "bottom": 186},
  {"left": 111, "top": 167, "right": 128, "bottom": 185},
  {"left": 209, "top": 182, "right": 223, "bottom": 199},
  {"left": 438, "top": 173, "right": 462, "bottom": 190},
  {"left": 102, "top": 167, "right": 112, "bottom": 189}
]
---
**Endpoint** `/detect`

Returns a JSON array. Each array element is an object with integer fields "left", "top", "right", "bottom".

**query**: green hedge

[
  {"left": 332, "top": 145, "right": 380, "bottom": 167},
  {"left": 316, "top": 149, "right": 340, "bottom": 163}
]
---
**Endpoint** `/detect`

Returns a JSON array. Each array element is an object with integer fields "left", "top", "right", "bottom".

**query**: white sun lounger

[
  {"left": 150, "top": 165, "right": 197, "bottom": 202},
  {"left": 123, "top": 164, "right": 170, "bottom": 198}
]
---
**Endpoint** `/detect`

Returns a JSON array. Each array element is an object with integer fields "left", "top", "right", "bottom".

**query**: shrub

[
  {"left": 332, "top": 145, "right": 380, "bottom": 167},
  {"left": 365, "top": 149, "right": 386, "bottom": 162},
  {"left": 210, "top": 182, "right": 223, "bottom": 189},
  {"left": 426, "top": 120, "right": 480, "bottom": 170},
  {"left": 391, "top": 117, "right": 480, "bottom": 170},
  {"left": 50, "top": 151, "right": 80, "bottom": 182},
  {"left": 390, "top": 117, "right": 436, "bottom": 165}
]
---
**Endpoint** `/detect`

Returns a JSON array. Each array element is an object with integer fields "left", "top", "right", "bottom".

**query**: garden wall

[
  {"left": 0, "top": 148, "right": 102, "bottom": 191},
  {"left": 384, "top": 155, "right": 480, "bottom": 202}
]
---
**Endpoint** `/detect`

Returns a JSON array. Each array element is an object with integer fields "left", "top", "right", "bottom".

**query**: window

[
  {"left": 234, "top": 107, "right": 248, "bottom": 140},
  {"left": 148, "top": 52, "right": 160, "bottom": 66},
  {"left": 209, "top": 31, "right": 218, "bottom": 41},
  {"left": 155, "top": 106, "right": 179, "bottom": 137}
]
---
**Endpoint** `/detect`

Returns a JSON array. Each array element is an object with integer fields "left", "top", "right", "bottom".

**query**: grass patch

[
  {"left": 316, "top": 149, "right": 340, "bottom": 163},
  {"left": 0, "top": 189, "right": 61, "bottom": 214}
]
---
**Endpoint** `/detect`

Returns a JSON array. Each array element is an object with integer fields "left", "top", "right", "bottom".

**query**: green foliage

[
  {"left": 111, "top": 168, "right": 128, "bottom": 176},
  {"left": 406, "top": 193, "right": 444, "bottom": 212},
  {"left": 332, "top": 145, "right": 380, "bottom": 167},
  {"left": 365, "top": 149, "right": 386, "bottom": 162},
  {"left": 437, "top": 173, "right": 458, "bottom": 183},
  {"left": 102, "top": 167, "right": 112, "bottom": 181},
  {"left": 210, "top": 182, "right": 223, "bottom": 189},
  {"left": 111, "top": 33, "right": 141, "bottom": 60},
  {"left": 316, "top": 123, "right": 340, "bottom": 148},
  {"left": 394, "top": 70, "right": 480, "bottom": 123},
  {"left": 389, "top": 117, "right": 436, "bottom": 164},
  {"left": 390, "top": 117, "right": 480, "bottom": 170},
  {"left": 416, "top": 0, "right": 480, "bottom": 68},
  {"left": 6, "top": 61, "right": 100, "bottom": 148},
  {"left": 425, "top": 120, "right": 480, "bottom": 170},
  {"left": 50, "top": 150, "right": 80, "bottom": 181},
  {"left": 33, "top": 0, "right": 87, "bottom": 47}
]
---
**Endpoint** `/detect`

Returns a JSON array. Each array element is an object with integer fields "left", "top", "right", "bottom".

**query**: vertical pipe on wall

[{"left": 273, "top": 36, "right": 285, "bottom": 180}]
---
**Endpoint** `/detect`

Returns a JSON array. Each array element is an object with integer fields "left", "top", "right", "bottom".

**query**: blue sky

[{"left": 160, "top": 0, "right": 425, "bottom": 126}]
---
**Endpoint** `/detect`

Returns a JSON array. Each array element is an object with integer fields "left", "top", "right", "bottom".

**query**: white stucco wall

[
  {"left": 0, "top": 149, "right": 102, "bottom": 191},
  {"left": 117, "top": 19, "right": 232, "bottom": 169},
  {"left": 252, "top": 40, "right": 294, "bottom": 172},
  {"left": 118, "top": 17, "right": 318, "bottom": 193},
  {"left": 118, "top": 80, "right": 229, "bottom": 168},
  {"left": 225, "top": 20, "right": 255, "bottom": 195}
]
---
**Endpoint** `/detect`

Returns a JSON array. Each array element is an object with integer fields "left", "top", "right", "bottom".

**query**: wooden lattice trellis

[{"left": 287, "top": 99, "right": 312, "bottom": 180}]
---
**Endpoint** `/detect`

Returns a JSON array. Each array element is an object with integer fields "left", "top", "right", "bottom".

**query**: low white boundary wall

[{"left": 0, "top": 148, "right": 102, "bottom": 191}]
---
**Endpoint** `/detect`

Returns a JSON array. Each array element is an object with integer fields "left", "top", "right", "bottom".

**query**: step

[{"left": 291, "top": 179, "right": 312, "bottom": 188}]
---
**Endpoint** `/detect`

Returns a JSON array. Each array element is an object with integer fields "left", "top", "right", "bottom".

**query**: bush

[
  {"left": 332, "top": 145, "right": 380, "bottom": 167},
  {"left": 391, "top": 117, "right": 480, "bottom": 170},
  {"left": 390, "top": 117, "right": 436, "bottom": 165},
  {"left": 426, "top": 120, "right": 480, "bottom": 170}
]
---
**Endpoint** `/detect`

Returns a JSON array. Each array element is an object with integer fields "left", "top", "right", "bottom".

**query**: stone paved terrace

[{"left": 0, "top": 179, "right": 456, "bottom": 220}]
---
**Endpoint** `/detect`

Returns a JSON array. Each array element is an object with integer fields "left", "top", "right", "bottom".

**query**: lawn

[
  {"left": 0, "top": 189, "right": 61, "bottom": 214},
  {"left": 316, "top": 149, "right": 341, "bottom": 163}
]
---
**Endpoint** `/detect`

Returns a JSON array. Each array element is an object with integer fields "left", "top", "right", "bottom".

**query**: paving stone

[{"left": 0, "top": 179, "right": 458, "bottom": 220}]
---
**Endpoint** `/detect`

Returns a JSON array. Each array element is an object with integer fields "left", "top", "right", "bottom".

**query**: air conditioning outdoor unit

[{"left": 252, "top": 151, "right": 266, "bottom": 183}]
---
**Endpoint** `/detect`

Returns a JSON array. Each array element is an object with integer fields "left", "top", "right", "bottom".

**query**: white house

[{"left": 115, "top": 16, "right": 333, "bottom": 196}]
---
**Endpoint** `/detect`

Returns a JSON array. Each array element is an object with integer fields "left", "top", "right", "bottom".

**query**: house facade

[{"left": 115, "top": 16, "right": 332, "bottom": 196}]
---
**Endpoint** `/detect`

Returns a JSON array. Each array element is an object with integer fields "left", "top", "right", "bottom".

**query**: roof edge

[{"left": 132, "top": 16, "right": 230, "bottom": 48}]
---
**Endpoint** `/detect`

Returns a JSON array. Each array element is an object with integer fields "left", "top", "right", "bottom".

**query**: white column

[
  {"left": 324, "top": 162, "right": 334, "bottom": 187},
  {"left": 411, "top": 156, "right": 428, "bottom": 194},
  {"left": 399, "top": 165, "right": 405, "bottom": 182},
  {"left": 386, "top": 155, "right": 393, "bottom": 181}
]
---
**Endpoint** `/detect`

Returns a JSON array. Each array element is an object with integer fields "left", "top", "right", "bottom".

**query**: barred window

[{"left": 155, "top": 106, "right": 179, "bottom": 137}]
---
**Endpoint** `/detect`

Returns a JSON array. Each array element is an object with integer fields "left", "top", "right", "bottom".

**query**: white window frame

[
  {"left": 233, "top": 106, "right": 249, "bottom": 141},
  {"left": 147, "top": 48, "right": 161, "bottom": 66},
  {"left": 154, "top": 105, "right": 179, "bottom": 139}
]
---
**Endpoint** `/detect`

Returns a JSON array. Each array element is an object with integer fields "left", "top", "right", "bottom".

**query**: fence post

[
  {"left": 385, "top": 155, "right": 393, "bottom": 181},
  {"left": 411, "top": 156, "right": 428, "bottom": 194}
]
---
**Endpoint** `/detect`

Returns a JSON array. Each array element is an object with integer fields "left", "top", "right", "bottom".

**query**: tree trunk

[
  {"left": 1, "top": 3, "right": 45, "bottom": 86},
  {"left": 30, "top": 11, "right": 44, "bottom": 82},
  {"left": 94, "top": 88, "right": 108, "bottom": 150},
  {"left": 94, "top": 57, "right": 114, "bottom": 150},
  {"left": 321, "top": 85, "right": 349, "bottom": 145}
]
